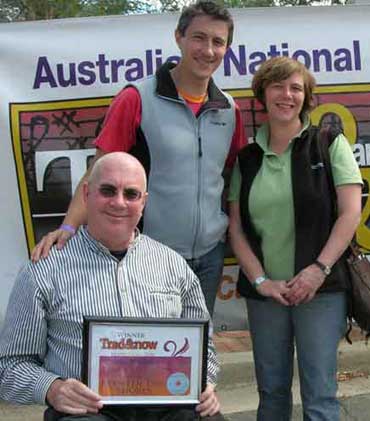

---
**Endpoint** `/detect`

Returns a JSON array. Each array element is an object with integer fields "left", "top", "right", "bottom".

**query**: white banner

[{"left": 1, "top": 5, "right": 370, "bottom": 329}]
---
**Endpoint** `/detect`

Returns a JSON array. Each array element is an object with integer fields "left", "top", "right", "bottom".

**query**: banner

[{"left": 1, "top": 5, "right": 370, "bottom": 329}]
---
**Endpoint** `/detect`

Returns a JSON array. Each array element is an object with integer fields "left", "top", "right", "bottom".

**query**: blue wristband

[{"left": 60, "top": 224, "right": 76, "bottom": 235}]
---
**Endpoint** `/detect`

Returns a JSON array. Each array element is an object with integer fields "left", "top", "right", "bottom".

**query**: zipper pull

[{"left": 198, "top": 136, "right": 203, "bottom": 157}]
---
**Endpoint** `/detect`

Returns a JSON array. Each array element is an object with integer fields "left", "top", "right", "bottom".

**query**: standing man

[
  {"left": 0, "top": 153, "right": 222, "bottom": 421},
  {"left": 32, "top": 1, "right": 246, "bottom": 316}
]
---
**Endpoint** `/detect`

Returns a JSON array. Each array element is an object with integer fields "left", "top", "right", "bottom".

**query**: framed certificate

[{"left": 82, "top": 317, "right": 209, "bottom": 406}]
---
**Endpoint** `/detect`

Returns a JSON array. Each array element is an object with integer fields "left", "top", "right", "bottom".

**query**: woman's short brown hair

[{"left": 252, "top": 56, "right": 316, "bottom": 120}]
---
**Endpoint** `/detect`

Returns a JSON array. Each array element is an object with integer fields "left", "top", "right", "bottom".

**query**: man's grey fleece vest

[{"left": 133, "top": 72, "right": 236, "bottom": 259}]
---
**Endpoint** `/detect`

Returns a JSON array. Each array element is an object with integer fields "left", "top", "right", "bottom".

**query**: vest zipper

[
  {"left": 192, "top": 129, "right": 203, "bottom": 258},
  {"left": 198, "top": 136, "right": 203, "bottom": 157}
]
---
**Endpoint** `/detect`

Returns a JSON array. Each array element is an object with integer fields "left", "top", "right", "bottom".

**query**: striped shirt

[{"left": 0, "top": 227, "right": 219, "bottom": 405}]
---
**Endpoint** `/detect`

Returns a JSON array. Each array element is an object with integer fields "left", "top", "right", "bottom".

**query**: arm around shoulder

[{"left": 31, "top": 148, "right": 106, "bottom": 261}]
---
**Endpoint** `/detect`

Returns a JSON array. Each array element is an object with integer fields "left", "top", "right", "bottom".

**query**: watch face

[
  {"left": 314, "top": 260, "right": 331, "bottom": 275},
  {"left": 324, "top": 267, "right": 331, "bottom": 275},
  {"left": 253, "top": 276, "right": 266, "bottom": 289}
]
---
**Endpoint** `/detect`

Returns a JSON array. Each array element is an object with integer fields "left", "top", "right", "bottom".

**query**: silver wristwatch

[
  {"left": 252, "top": 275, "right": 267, "bottom": 289},
  {"left": 314, "top": 260, "right": 331, "bottom": 276}
]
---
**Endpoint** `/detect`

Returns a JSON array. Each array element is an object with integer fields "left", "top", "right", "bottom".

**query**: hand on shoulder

[{"left": 31, "top": 227, "right": 75, "bottom": 262}]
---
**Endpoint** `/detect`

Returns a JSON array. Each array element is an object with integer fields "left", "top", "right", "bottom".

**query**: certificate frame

[{"left": 82, "top": 317, "right": 209, "bottom": 406}]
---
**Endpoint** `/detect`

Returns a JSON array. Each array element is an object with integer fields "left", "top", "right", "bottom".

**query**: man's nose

[
  {"left": 112, "top": 191, "right": 128, "bottom": 207},
  {"left": 202, "top": 39, "right": 214, "bottom": 57}
]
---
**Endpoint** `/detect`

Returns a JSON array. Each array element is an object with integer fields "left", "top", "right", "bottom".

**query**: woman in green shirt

[{"left": 228, "top": 56, "right": 362, "bottom": 421}]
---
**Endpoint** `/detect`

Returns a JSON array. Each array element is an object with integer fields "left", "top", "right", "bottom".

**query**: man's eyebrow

[
  {"left": 99, "top": 183, "right": 116, "bottom": 189},
  {"left": 190, "top": 30, "right": 205, "bottom": 36},
  {"left": 192, "top": 30, "right": 225, "bottom": 37}
]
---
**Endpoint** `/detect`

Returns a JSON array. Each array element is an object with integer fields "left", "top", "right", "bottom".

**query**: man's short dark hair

[{"left": 176, "top": 1, "right": 234, "bottom": 47}]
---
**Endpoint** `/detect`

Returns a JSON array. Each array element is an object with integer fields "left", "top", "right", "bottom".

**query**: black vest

[{"left": 237, "top": 126, "right": 349, "bottom": 299}]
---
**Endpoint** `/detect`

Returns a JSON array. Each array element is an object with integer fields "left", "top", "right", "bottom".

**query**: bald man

[{"left": 0, "top": 153, "right": 223, "bottom": 421}]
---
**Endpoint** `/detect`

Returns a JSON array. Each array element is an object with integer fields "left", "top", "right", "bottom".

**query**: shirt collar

[
  {"left": 80, "top": 226, "right": 141, "bottom": 258},
  {"left": 155, "top": 62, "right": 230, "bottom": 109},
  {"left": 255, "top": 116, "right": 310, "bottom": 154}
]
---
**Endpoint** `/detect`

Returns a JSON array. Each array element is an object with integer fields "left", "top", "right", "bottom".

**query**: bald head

[
  {"left": 88, "top": 152, "right": 147, "bottom": 191},
  {"left": 84, "top": 152, "right": 148, "bottom": 250}
]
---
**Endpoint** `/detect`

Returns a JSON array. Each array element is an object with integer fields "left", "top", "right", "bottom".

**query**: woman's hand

[
  {"left": 285, "top": 265, "right": 326, "bottom": 305},
  {"left": 257, "top": 279, "right": 291, "bottom": 306}
]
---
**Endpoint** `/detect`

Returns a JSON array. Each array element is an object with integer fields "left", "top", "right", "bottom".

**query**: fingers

[
  {"left": 196, "top": 384, "right": 220, "bottom": 417},
  {"left": 274, "top": 292, "right": 291, "bottom": 306},
  {"left": 302, "top": 291, "right": 316, "bottom": 304},
  {"left": 30, "top": 238, "right": 45, "bottom": 262},
  {"left": 286, "top": 278, "right": 296, "bottom": 288},
  {"left": 284, "top": 277, "right": 309, "bottom": 305},
  {"left": 40, "top": 231, "right": 61, "bottom": 259},
  {"left": 56, "top": 230, "right": 73, "bottom": 250},
  {"left": 285, "top": 287, "right": 309, "bottom": 305},
  {"left": 285, "top": 266, "right": 324, "bottom": 305},
  {"left": 259, "top": 266, "right": 325, "bottom": 307},
  {"left": 31, "top": 229, "right": 73, "bottom": 262},
  {"left": 46, "top": 378, "right": 102, "bottom": 415},
  {"left": 258, "top": 280, "right": 291, "bottom": 306}
]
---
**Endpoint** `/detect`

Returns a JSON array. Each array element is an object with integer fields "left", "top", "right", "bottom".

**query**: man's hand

[
  {"left": 31, "top": 228, "right": 74, "bottom": 262},
  {"left": 285, "top": 264, "right": 326, "bottom": 305},
  {"left": 257, "top": 279, "right": 291, "bottom": 306},
  {"left": 46, "top": 378, "right": 103, "bottom": 415},
  {"left": 196, "top": 384, "right": 220, "bottom": 417}
]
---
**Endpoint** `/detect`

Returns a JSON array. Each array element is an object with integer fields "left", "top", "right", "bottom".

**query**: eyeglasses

[{"left": 98, "top": 184, "right": 143, "bottom": 202}]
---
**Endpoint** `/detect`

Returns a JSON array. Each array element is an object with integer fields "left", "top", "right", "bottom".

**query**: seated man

[{"left": 0, "top": 152, "right": 223, "bottom": 421}]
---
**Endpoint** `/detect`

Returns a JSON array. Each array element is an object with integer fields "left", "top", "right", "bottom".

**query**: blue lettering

[
  {"left": 155, "top": 49, "right": 163, "bottom": 71},
  {"left": 334, "top": 48, "right": 352, "bottom": 71},
  {"left": 125, "top": 58, "right": 144, "bottom": 82},
  {"left": 78, "top": 61, "right": 96, "bottom": 85},
  {"left": 292, "top": 49, "right": 311, "bottom": 69},
  {"left": 57, "top": 63, "right": 76, "bottom": 87},
  {"left": 32, "top": 41, "right": 363, "bottom": 90},
  {"left": 354, "top": 40, "right": 361, "bottom": 70},
  {"left": 33, "top": 56, "right": 57, "bottom": 89},
  {"left": 95, "top": 54, "right": 110, "bottom": 83},
  {"left": 145, "top": 50, "right": 153, "bottom": 76},
  {"left": 312, "top": 49, "right": 332, "bottom": 72},
  {"left": 267, "top": 44, "right": 281, "bottom": 58},
  {"left": 248, "top": 51, "right": 266, "bottom": 75},
  {"left": 111, "top": 59, "right": 125, "bottom": 83},
  {"left": 281, "top": 43, "right": 289, "bottom": 57},
  {"left": 224, "top": 45, "right": 247, "bottom": 76}
]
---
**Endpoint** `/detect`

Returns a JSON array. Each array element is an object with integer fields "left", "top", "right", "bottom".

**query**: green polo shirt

[{"left": 228, "top": 122, "right": 363, "bottom": 280}]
